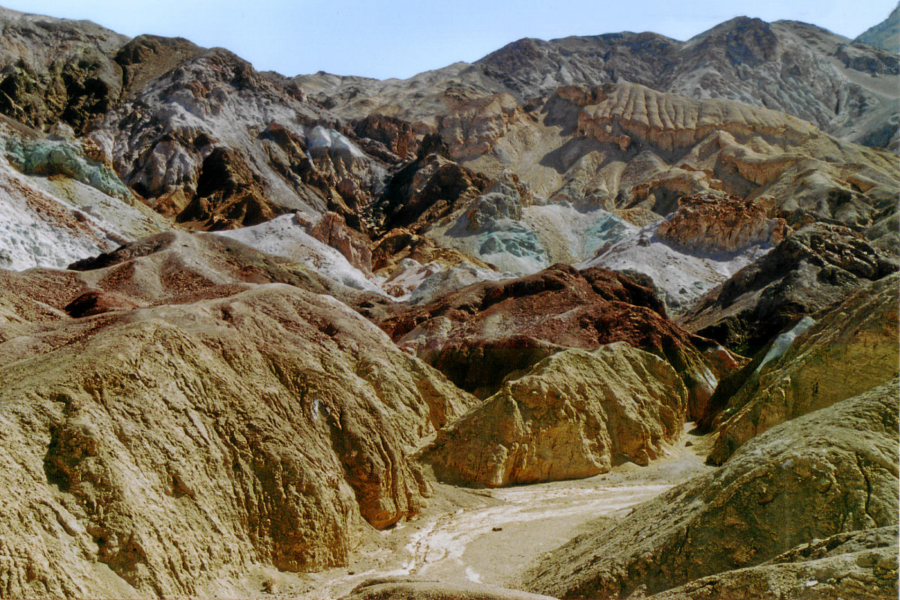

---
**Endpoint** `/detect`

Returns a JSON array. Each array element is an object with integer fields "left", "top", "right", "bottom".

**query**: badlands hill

[{"left": 0, "top": 3, "right": 897, "bottom": 599}]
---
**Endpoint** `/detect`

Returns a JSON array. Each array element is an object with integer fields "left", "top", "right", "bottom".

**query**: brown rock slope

[
  {"left": 522, "top": 379, "right": 899, "bottom": 599},
  {"left": 344, "top": 577, "right": 559, "bottom": 600},
  {"left": 706, "top": 272, "right": 900, "bottom": 465},
  {"left": 647, "top": 527, "right": 898, "bottom": 600},
  {"left": 680, "top": 223, "right": 898, "bottom": 353},
  {"left": 381, "top": 264, "right": 726, "bottom": 420},
  {"left": 0, "top": 284, "right": 475, "bottom": 598},
  {"left": 419, "top": 343, "right": 688, "bottom": 487}
]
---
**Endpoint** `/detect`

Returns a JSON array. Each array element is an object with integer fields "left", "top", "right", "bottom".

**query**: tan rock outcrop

[
  {"left": 420, "top": 343, "right": 688, "bottom": 487},
  {"left": 523, "top": 380, "right": 900, "bottom": 599},
  {"left": 706, "top": 272, "right": 900, "bottom": 464},
  {"left": 438, "top": 93, "right": 521, "bottom": 160},
  {"left": 657, "top": 192, "right": 789, "bottom": 254},
  {"left": 0, "top": 284, "right": 475, "bottom": 597},
  {"left": 572, "top": 82, "right": 816, "bottom": 152},
  {"left": 646, "top": 527, "right": 898, "bottom": 600}
]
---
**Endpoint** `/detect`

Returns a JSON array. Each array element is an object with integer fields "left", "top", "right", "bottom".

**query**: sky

[{"left": 2, "top": 0, "right": 896, "bottom": 79}]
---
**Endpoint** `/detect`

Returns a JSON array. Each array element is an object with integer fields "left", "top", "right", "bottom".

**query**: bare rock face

[
  {"left": 0, "top": 284, "right": 476, "bottom": 597},
  {"left": 305, "top": 211, "right": 374, "bottom": 273},
  {"left": 381, "top": 264, "right": 725, "bottom": 421},
  {"left": 372, "top": 228, "right": 495, "bottom": 275},
  {"left": 569, "top": 81, "right": 816, "bottom": 153},
  {"left": 349, "top": 114, "right": 420, "bottom": 164},
  {"left": 706, "top": 273, "right": 900, "bottom": 464},
  {"left": 375, "top": 150, "right": 491, "bottom": 233},
  {"left": 856, "top": 4, "right": 900, "bottom": 53},
  {"left": 0, "top": 7, "right": 127, "bottom": 132},
  {"left": 0, "top": 119, "right": 171, "bottom": 271},
  {"left": 420, "top": 343, "right": 688, "bottom": 487},
  {"left": 647, "top": 527, "right": 899, "bottom": 600},
  {"left": 681, "top": 223, "right": 898, "bottom": 353},
  {"left": 437, "top": 93, "right": 521, "bottom": 161},
  {"left": 98, "top": 48, "right": 388, "bottom": 231},
  {"left": 177, "top": 146, "right": 283, "bottom": 229},
  {"left": 523, "top": 380, "right": 900, "bottom": 599},
  {"left": 344, "top": 577, "right": 560, "bottom": 600},
  {"left": 657, "top": 193, "right": 789, "bottom": 254}
]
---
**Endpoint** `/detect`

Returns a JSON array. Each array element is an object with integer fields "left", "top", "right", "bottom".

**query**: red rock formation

[
  {"left": 380, "top": 264, "right": 727, "bottom": 420},
  {"left": 64, "top": 290, "right": 141, "bottom": 318},
  {"left": 350, "top": 114, "right": 419, "bottom": 163},
  {"left": 305, "top": 211, "right": 373, "bottom": 274}
]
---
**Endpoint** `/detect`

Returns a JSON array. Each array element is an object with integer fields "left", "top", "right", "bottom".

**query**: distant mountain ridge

[
  {"left": 297, "top": 15, "right": 899, "bottom": 151},
  {"left": 855, "top": 3, "right": 900, "bottom": 52}
]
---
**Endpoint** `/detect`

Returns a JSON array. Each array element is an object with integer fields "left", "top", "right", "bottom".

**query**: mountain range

[{"left": 0, "top": 3, "right": 897, "bottom": 599}]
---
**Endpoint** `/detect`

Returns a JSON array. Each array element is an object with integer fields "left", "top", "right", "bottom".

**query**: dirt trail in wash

[{"left": 284, "top": 425, "right": 715, "bottom": 599}]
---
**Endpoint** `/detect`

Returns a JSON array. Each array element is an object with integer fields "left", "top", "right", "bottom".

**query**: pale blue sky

[{"left": 2, "top": 1, "right": 896, "bottom": 79}]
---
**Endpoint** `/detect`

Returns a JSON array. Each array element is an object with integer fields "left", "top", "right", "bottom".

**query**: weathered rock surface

[
  {"left": 0, "top": 7, "right": 127, "bottom": 132},
  {"left": 357, "top": 79, "right": 897, "bottom": 292},
  {"left": 212, "top": 213, "right": 384, "bottom": 295},
  {"left": 581, "top": 193, "right": 791, "bottom": 312},
  {"left": 0, "top": 126, "right": 169, "bottom": 270},
  {"left": 0, "top": 7, "right": 397, "bottom": 235},
  {"left": 657, "top": 193, "right": 789, "bottom": 254},
  {"left": 381, "top": 264, "right": 724, "bottom": 420},
  {"left": 344, "top": 577, "right": 559, "bottom": 600},
  {"left": 0, "top": 284, "right": 475, "bottom": 597},
  {"left": 523, "top": 380, "right": 900, "bottom": 599},
  {"left": 706, "top": 273, "right": 900, "bottom": 464},
  {"left": 375, "top": 149, "right": 490, "bottom": 233},
  {"left": 645, "top": 527, "right": 899, "bottom": 600},
  {"left": 681, "top": 223, "right": 898, "bottom": 353},
  {"left": 420, "top": 343, "right": 688, "bottom": 487}
]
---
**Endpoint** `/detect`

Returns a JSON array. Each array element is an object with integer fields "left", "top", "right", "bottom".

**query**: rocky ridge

[
  {"left": 523, "top": 379, "right": 900, "bottom": 599},
  {"left": 706, "top": 272, "right": 900, "bottom": 464},
  {"left": 299, "top": 16, "right": 900, "bottom": 151},
  {"left": 0, "top": 282, "right": 475, "bottom": 597}
]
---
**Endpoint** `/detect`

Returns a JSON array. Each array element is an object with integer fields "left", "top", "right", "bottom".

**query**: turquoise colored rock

[{"left": 2, "top": 137, "right": 132, "bottom": 201}]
